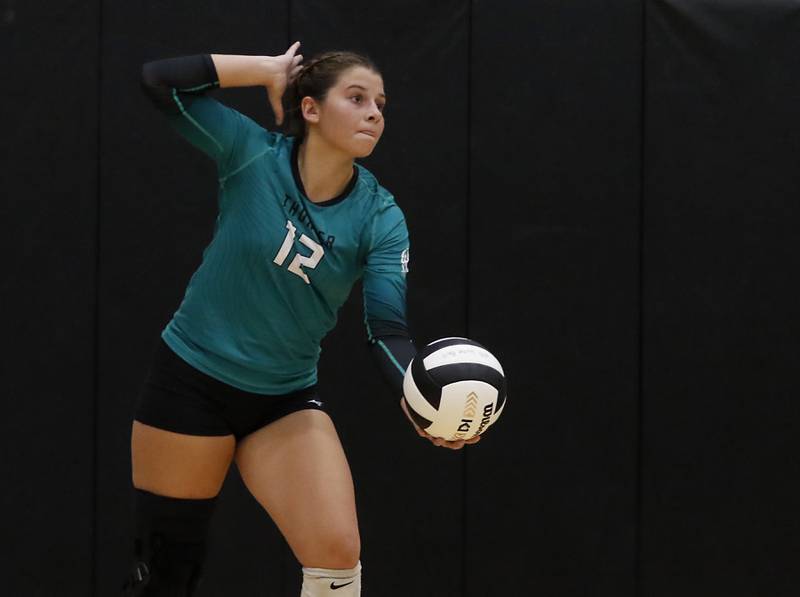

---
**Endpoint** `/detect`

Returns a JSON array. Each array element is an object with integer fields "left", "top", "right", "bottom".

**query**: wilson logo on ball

[{"left": 475, "top": 403, "right": 495, "bottom": 435}]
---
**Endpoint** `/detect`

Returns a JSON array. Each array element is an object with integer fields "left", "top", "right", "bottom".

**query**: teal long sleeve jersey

[{"left": 141, "top": 54, "right": 415, "bottom": 395}]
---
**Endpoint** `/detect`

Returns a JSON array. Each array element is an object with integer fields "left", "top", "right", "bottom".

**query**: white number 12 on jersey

[{"left": 272, "top": 219, "right": 325, "bottom": 284}]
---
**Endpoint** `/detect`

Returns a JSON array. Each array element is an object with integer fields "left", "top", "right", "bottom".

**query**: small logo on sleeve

[{"left": 401, "top": 248, "right": 410, "bottom": 273}]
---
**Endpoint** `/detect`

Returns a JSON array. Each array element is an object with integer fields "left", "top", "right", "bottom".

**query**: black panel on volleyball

[
  {"left": 642, "top": 2, "right": 800, "bottom": 595},
  {"left": 466, "top": 2, "right": 642, "bottom": 595},
  {"left": 95, "top": 3, "right": 289, "bottom": 595},
  {"left": 2, "top": 4, "right": 97, "bottom": 595}
]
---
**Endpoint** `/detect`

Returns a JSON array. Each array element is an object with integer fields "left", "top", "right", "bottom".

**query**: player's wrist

[{"left": 260, "top": 55, "right": 284, "bottom": 88}]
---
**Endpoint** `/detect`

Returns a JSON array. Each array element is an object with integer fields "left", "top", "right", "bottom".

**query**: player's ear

[{"left": 301, "top": 96, "right": 320, "bottom": 124}]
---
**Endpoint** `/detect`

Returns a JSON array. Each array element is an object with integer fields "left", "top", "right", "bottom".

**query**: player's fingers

[
  {"left": 465, "top": 435, "right": 482, "bottom": 445},
  {"left": 293, "top": 54, "right": 303, "bottom": 67},
  {"left": 285, "top": 41, "right": 301, "bottom": 57},
  {"left": 430, "top": 437, "right": 462, "bottom": 450},
  {"left": 267, "top": 88, "right": 284, "bottom": 125}
]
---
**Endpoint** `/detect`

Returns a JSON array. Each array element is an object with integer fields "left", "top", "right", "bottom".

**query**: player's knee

[
  {"left": 328, "top": 529, "right": 361, "bottom": 569},
  {"left": 121, "top": 489, "right": 217, "bottom": 596},
  {"left": 300, "top": 529, "right": 361, "bottom": 570}
]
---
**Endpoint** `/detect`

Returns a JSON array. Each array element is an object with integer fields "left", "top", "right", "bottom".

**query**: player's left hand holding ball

[
  {"left": 400, "top": 337, "right": 506, "bottom": 449},
  {"left": 400, "top": 397, "right": 481, "bottom": 450}
]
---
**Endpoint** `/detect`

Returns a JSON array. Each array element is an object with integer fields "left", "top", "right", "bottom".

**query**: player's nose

[{"left": 366, "top": 101, "right": 382, "bottom": 122}]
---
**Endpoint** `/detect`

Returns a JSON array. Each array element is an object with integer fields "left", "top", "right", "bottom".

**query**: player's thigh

[
  {"left": 234, "top": 409, "right": 359, "bottom": 568},
  {"left": 132, "top": 420, "right": 236, "bottom": 499}
]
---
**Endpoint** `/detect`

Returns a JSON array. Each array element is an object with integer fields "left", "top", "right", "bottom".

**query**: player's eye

[
  {"left": 351, "top": 95, "right": 362, "bottom": 103},
  {"left": 377, "top": 103, "right": 386, "bottom": 112}
]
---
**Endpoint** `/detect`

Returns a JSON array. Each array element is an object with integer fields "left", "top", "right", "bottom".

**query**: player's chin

[{"left": 350, "top": 135, "right": 380, "bottom": 157}]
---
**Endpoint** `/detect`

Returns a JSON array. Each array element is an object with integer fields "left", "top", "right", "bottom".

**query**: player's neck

[{"left": 296, "top": 134, "right": 354, "bottom": 203}]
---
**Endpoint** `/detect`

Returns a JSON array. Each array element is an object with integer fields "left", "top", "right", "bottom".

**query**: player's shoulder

[
  {"left": 238, "top": 117, "right": 289, "bottom": 155},
  {"left": 353, "top": 164, "right": 403, "bottom": 216},
  {"left": 223, "top": 107, "right": 286, "bottom": 153}
]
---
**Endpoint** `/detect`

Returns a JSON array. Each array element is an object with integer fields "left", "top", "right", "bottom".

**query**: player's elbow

[
  {"left": 140, "top": 61, "right": 160, "bottom": 95},
  {"left": 140, "top": 60, "right": 178, "bottom": 113}
]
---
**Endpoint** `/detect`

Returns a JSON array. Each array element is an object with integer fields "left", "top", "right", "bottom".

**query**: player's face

[{"left": 316, "top": 66, "right": 386, "bottom": 158}]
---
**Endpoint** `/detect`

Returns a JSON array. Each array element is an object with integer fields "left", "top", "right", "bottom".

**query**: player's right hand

[
  {"left": 264, "top": 41, "right": 304, "bottom": 125},
  {"left": 400, "top": 397, "right": 482, "bottom": 451}
]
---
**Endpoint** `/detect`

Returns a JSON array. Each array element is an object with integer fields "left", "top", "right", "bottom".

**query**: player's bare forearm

[
  {"left": 210, "top": 55, "right": 273, "bottom": 88},
  {"left": 211, "top": 43, "right": 303, "bottom": 125}
]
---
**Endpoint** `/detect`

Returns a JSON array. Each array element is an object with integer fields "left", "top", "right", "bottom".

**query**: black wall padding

[
  {"left": 642, "top": 2, "right": 800, "bottom": 596},
  {"left": 466, "top": 2, "right": 643, "bottom": 595},
  {"left": 2, "top": 3, "right": 98, "bottom": 595}
]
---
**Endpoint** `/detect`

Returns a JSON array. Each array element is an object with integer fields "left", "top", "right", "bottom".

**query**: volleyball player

[{"left": 122, "top": 42, "right": 479, "bottom": 596}]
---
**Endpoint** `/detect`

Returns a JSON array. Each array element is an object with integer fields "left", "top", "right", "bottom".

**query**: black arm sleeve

[
  {"left": 141, "top": 54, "right": 219, "bottom": 114},
  {"left": 369, "top": 334, "right": 418, "bottom": 398}
]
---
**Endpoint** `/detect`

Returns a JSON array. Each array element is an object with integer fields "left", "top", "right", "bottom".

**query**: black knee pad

[{"left": 121, "top": 489, "right": 217, "bottom": 596}]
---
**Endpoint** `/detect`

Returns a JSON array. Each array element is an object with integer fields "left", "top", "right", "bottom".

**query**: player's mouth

[{"left": 357, "top": 130, "right": 377, "bottom": 138}]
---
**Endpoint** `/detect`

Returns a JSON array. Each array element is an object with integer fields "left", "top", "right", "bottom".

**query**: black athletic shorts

[{"left": 134, "top": 338, "right": 326, "bottom": 440}]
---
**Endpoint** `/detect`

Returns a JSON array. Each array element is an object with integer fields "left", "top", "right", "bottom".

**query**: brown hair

[{"left": 282, "top": 50, "right": 381, "bottom": 138}]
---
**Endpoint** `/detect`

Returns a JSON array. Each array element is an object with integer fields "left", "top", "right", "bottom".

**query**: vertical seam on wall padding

[
  {"left": 92, "top": 0, "right": 103, "bottom": 595},
  {"left": 636, "top": 2, "right": 647, "bottom": 597},
  {"left": 465, "top": 8, "right": 472, "bottom": 352},
  {"left": 463, "top": 2, "right": 473, "bottom": 596}
]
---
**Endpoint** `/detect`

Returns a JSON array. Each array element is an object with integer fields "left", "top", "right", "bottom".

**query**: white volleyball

[{"left": 403, "top": 337, "right": 506, "bottom": 441}]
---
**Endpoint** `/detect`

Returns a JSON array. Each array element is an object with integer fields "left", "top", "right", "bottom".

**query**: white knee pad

[{"left": 301, "top": 561, "right": 361, "bottom": 596}]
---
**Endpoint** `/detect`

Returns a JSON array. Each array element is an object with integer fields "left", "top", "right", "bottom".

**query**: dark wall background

[
  {"left": 3, "top": 1, "right": 798, "bottom": 596},
  {"left": 3, "top": 2, "right": 98, "bottom": 595},
  {"left": 642, "top": 2, "right": 800, "bottom": 596}
]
